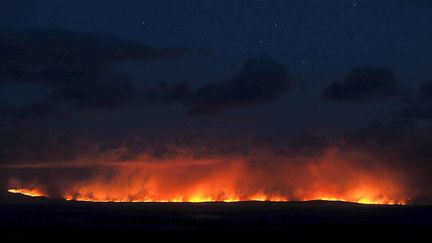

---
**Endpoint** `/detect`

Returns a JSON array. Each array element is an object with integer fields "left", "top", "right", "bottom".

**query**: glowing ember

[
  {"left": 7, "top": 149, "right": 410, "bottom": 205},
  {"left": 8, "top": 188, "right": 46, "bottom": 198}
]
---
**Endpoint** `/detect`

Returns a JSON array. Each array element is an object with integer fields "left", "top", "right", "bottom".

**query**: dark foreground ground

[{"left": 1, "top": 192, "right": 431, "bottom": 242}]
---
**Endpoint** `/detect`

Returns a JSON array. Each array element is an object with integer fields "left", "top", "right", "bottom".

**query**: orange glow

[
  {"left": 8, "top": 188, "right": 46, "bottom": 198},
  {"left": 8, "top": 149, "right": 410, "bottom": 205}
]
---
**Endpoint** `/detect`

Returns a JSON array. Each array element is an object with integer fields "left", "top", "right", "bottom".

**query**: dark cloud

[
  {"left": 323, "top": 66, "right": 398, "bottom": 102},
  {"left": 1, "top": 30, "right": 290, "bottom": 115},
  {"left": 0, "top": 29, "right": 190, "bottom": 74},
  {"left": 0, "top": 29, "right": 195, "bottom": 109},
  {"left": 141, "top": 81, "right": 191, "bottom": 104},
  {"left": 398, "top": 79, "right": 432, "bottom": 120},
  {"left": 0, "top": 30, "right": 292, "bottom": 118},
  {"left": 49, "top": 75, "right": 137, "bottom": 108},
  {"left": 399, "top": 105, "right": 432, "bottom": 120},
  {"left": 419, "top": 79, "right": 432, "bottom": 100},
  {"left": 184, "top": 55, "right": 292, "bottom": 114},
  {"left": 0, "top": 103, "right": 58, "bottom": 121}
]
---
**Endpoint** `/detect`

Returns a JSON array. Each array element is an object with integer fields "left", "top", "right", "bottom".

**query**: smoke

[{"left": 4, "top": 144, "right": 411, "bottom": 204}]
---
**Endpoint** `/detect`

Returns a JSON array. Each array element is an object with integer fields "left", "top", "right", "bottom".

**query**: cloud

[
  {"left": 0, "top": 29, "right": 190, "bottom": 72},
  {"left": 184, "top": 54, "right": 292, "bottom": 114},
  {"left": 419, "top": 79, "right": 432, "bottom": 100},
  {"left": 399, "top": 105, "right": 432, "bottom": 120},
  {"left": 141, "top": 81, "right": 191, "bottom": 104},
  {"left": 398, "top": 79, "right": 432, "bottom": 119},
  {"left": 1, "top": 31, "right": 290, "bottom": 115},
  {"left": 49, "top": 75, "right": 137, "bottom": 108},
  {"left": 322, "top": 66, "right": 398, "bottom": 102},
  {"left": 0, "top": 103, "right": 58, "bottom": 121},
  {"left": 0, "top": 29, "right": 195, "bottom": 109}
]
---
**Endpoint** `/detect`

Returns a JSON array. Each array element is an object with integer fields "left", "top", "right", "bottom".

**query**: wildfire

[
  {"left": 7, "top": 149, "right": 410, "bottom": 205},
  {"left": 8, "top": 188, "right": 46, "bottom": 198}
]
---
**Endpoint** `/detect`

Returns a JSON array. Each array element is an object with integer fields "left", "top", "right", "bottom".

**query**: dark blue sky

[
  {"left": 1, "top": 0, "right": 432, "bottom": 140},
  {"left": 3, "top": 0, "right": 431, "bottom": 63}
]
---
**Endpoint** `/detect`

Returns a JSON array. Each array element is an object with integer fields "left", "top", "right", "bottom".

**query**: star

[
  {"left": 259, "top": 40, "right": 264, "bottom": 44},
  {"left": 274, "top": 24, "right": 279, "bottom": 28}
]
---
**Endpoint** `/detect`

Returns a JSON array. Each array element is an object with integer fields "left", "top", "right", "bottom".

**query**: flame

[
  {"left": 8, "top": 188, "right": 46, "bottom": 197},
  {"left": 7, "top": 149, "right": 410, "bottom": 205}
]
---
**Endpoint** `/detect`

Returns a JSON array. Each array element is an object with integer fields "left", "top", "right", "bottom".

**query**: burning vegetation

[{"left": 6, "top": 148, "right": 409, "bottom": 205}]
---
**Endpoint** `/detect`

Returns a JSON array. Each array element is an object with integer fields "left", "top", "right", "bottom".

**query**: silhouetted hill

[
  {"left": 0, "top": 191, "right": 431, "bottom": 241},
  {"left": 0, "top": 191, "right": 56, "bottom": 204}
]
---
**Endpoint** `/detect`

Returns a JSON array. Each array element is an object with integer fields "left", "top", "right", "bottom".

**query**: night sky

[{"left": 1, "top": 0, "right": 432, "bottom": 203}]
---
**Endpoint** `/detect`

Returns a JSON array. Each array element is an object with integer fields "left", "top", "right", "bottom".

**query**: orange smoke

[{"left": 8, "top": 149, "right": 409, "bottom": 205}]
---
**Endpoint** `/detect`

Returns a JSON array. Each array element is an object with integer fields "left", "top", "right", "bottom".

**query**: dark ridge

[{"left": 1, "top": 191, "right": 431, "bottom": 241}]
